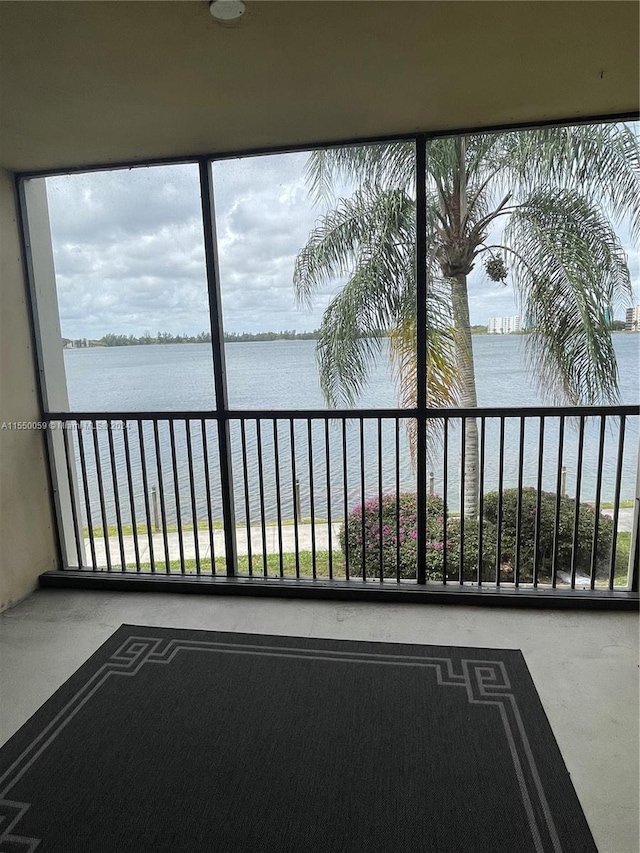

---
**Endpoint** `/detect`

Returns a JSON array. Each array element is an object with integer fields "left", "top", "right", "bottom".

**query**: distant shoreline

[{"left": 63, "top": 328, "right": 636, "bottom": 349}]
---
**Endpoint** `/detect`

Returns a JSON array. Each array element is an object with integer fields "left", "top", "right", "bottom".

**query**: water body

[{"left": 63, "top": 335, "right": 639, "bottom": 525}]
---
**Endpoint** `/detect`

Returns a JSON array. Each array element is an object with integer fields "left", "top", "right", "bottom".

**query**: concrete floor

[{"left": 1, "top": 589, "right": 638, "bottom": 853}]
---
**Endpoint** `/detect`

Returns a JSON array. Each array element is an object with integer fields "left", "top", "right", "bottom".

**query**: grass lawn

[
  {"left": 84, "top": 517, "right": 324, "bottom": 538},
  {"left": 129, "top": 551, "right": 346, "bottom": 578},
  {"left": 106, "top": 535, "right": 632, "bottom": 587},
  {"left": 600, "top": 500, "right": 635, "bottom": 510},
  {"left": 614, "top": 532, "right": 632, "bottom": 587}
]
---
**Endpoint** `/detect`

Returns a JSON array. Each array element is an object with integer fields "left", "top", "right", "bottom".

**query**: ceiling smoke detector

[{"left": 209, "top": 0, "right": 245, "bottom": 21}]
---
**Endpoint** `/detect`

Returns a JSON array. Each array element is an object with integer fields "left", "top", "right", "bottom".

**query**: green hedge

[
  {"left": 339, "top": 492, "right": 478, "bottom": 581},
  {"left": 340, "top": 488, "right": 615, "bottom": 582},
  {"left": 481, "top": 487, "right": 614, "bottom": 579}
]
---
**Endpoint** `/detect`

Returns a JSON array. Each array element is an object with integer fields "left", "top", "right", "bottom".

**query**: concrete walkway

[
  {"left": 83, "top": 508, "right": 635, "bottom": 568},
  {"left": 84, "top": 522, "right": 343, "bottom": 567},
  {"left": 602, "top": 506, "right": 634, "bottom": 533}
]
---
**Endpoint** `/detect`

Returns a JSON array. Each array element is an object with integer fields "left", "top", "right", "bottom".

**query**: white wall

[{"left": 0, "top": 168, "right": 57, "bottom": 611}]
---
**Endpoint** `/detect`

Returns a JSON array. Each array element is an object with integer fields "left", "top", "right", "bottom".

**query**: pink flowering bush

[
  {"left": 339, "top": 492, "right": 474, "bottom": 580},
  {"left": 340, "top": 487, "right": 616, "bottom": 583}
]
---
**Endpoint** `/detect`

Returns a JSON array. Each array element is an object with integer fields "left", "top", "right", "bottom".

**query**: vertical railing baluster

[
  {"left": 342, "top": 419, "right": 350, "bottom": 580},
  {"left": 92, "top": 421, "right": 112, "bottom": 572},
  {"left": 107, "top": 420, "right": 127, "bottom": 571},
  {"left": 533, "top": 417, "right": 545, "bottom": 587},
  {"left": 76, "top": 423, "right": 97, "bottom": 570},
  {"left": 121, "top": 420, "right": 141, "bottom": 572},
  {"left": 185, "top": 420, "right": 201, "bottom": 575},
  {"left": 324, "top": 420, "right": 333, "bottom": 580},
  {"left": 416, "top": 409, "right": 427, "bottom": 585},
  {"left": 609, "top": 415, "right": 626, "bottom": 589},
  {"left": 62, "top": 425, "right": 83, "bottom": 569},
  {"left": 395, "top": 418, "right": 401, "bottom": 583},
  {"left": 153, "top": 420, "right": 171, "bottom": 573},
  {"left": 290, "top": 419, "right": 301, "bottom": 578},
  {"left": 239, "top": 419, "right": 253, "bottom": 576},
  {"left": 168, "top": 420, "right": 185, "bottom": 574},
  {"left": 255, "top": 419, "right": 268, "bottom": 577},
  {"left": 137, "top": 421, "right": 155, "bottom": 572},
  {"left": 378, "top": 417, "right": 384, "bottom": 581},
  {"left": 631, "top": 442, "right": 640, "bottom": 595},
  {"left": 477, "top": 416, "right": 485, "bottom": 585},
  {"left": 570, "top": 416, "right": 586, "bottom": 588},
  {"left": 459, "top": 417, "right": 466, "bottom": 585},
  {"left": 443, "top": 418, "right": 448, "bottom": 584},
  {"left": 514, "top": 417, "right": 526, "bottom": 587},
  {"left": 201, "top": 419, "right": 216, "bottom": 575},
  {"left": 415, "top": 135, "right": 428, "bottom": 587},
  {"left": 307, "top": 419, "right": 317, "bottom": 579},
  {"left": 552, "top": 416, "right": 566, "bottom": 588},
  {"left": 360, "top": 418, "right": 366, "bottom": 581},
  {"left": 273, "top": 419, "right": 284, "bottom": 578},
  {"left": 590, "top": 415, "right": 606, "bottom": 589},
  {"left": 496, "top": 417, "right": 505, "bottom": 586}
]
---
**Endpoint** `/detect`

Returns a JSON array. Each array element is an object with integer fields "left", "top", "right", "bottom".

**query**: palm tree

[{"left": 294, "top": 124, "right": 639, "bottom": 516}]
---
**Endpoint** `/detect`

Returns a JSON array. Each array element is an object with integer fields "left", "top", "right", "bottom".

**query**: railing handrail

[{"left": 43, "top": 403, "right": 640, "bottom": 422}]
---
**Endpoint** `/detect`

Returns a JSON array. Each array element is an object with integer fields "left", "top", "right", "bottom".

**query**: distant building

[
  {"left": 487, "top": 316, "right": 522, "bottom": 335},
  {"left": 625, "top": 305, "right": 640, "bottom": 332}
]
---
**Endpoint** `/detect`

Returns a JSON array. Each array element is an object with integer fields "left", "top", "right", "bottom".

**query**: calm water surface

[{"left": 63, "top": 335, "right": 639, "bottom": 524}]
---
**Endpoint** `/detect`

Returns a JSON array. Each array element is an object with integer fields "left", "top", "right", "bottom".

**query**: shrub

[
  {"left": 340, "top": 492, "right": 475, "bottom": 581},
  {"left": 340, "top": 487, "right": 615, "bottom": 582},
  {"left": 441, "top": 516, "right": 499, "bottom": 582},
  {"left": 482, "top": 487, "right": 614, "bottom": 579}
]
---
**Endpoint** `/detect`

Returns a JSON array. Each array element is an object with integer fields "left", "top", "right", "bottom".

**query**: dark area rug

[{"left": 0, "top": 625, "right": 597, "bottom": 852}]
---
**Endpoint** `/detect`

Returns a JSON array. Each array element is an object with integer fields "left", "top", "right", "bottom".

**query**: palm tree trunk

[{"left": 450, "top": 272, "right": 479, "bottom": 517}]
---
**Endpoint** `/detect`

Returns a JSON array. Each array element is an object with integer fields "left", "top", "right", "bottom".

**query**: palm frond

[
  {"left": 314, "top": 257, "right": 410, "bottom": 406},
  {"left": 505, "top": 188, "right": 632, "bottom": 404},
  {"left": 297, "top": 121, "right": 638, "bottom": 417},
  {"left": 305, "top": 142, "right": 415, "bottom": 205},
  {"left": 389, "top": 312, "right": 459, "bottom": 463},
  {"left": 293, "top": 185, "right": 415, "bottom": 307},
  {"left": 498, "top": 122, "right": 640, "bottom": 239}
]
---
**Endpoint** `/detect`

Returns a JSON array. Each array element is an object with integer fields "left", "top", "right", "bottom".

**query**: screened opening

[{"left": 20, "top": 120, "right": 638, "bottom": 591}]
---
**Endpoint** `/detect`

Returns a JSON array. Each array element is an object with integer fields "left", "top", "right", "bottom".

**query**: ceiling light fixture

[{"left": 209, "top": 0, "right": 245, "bottom": 21}]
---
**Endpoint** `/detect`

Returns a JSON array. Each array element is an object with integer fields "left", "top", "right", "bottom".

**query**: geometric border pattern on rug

[{"left": 1, "top": 634, "right": 565, "bottom": 853}]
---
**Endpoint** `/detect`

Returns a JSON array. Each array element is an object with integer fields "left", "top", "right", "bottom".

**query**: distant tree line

[
  {"left": 224, "top": 330, "right": 320, "bottom": 342},
  {"left": 103, "top": 331, "right": 213, "bottom": 346},
  {"left": 65, "top": 330, "right": 323, "bottom": 347},
  {"left": 63, "top": 321, "right": 626, "bottom": 350}
]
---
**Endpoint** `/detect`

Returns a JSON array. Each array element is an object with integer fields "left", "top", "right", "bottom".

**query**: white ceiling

[{"left": 0, "top": 1, "right": 638, "bottom": 173}]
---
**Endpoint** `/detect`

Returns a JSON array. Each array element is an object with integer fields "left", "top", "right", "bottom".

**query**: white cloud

[{"left": 46, "top": 140, "right": 638, "bottom": 341}]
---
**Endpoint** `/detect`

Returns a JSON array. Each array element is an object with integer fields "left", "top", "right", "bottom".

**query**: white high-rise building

[
  {"left": 487, "top": 316, "right": 522, "bottom": 335},
  {"left": 625, "top": 305, "right": 640, "bottom": 332}
]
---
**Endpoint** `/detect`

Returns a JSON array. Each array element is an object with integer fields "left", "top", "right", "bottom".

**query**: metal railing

[{"left": 46, "top": 404, "right": 638, "bottom": 594}]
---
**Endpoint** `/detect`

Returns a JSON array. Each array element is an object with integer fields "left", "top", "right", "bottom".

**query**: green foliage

[
  {"left": 70, "top": 330, "right": 325, "bottom": 348},
  {"left": 482, "top": 487, "right": 614, "bottom": 578},
  {"left": 340, "top": 488, "right": 616, "bottom": 583},
  {"left": 224, "top": 330, "right": 320, "bottom": 342},
  {"left": 294, "top": 124, "right": 638, "bottom": 411},
  {"left": 340, "top": 492, "right": 470, "bottom": 581}
]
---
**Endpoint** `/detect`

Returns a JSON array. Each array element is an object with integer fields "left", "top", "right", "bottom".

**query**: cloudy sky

[{"left": 45, "top": 144, "right": 638, "bottom": 341}]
